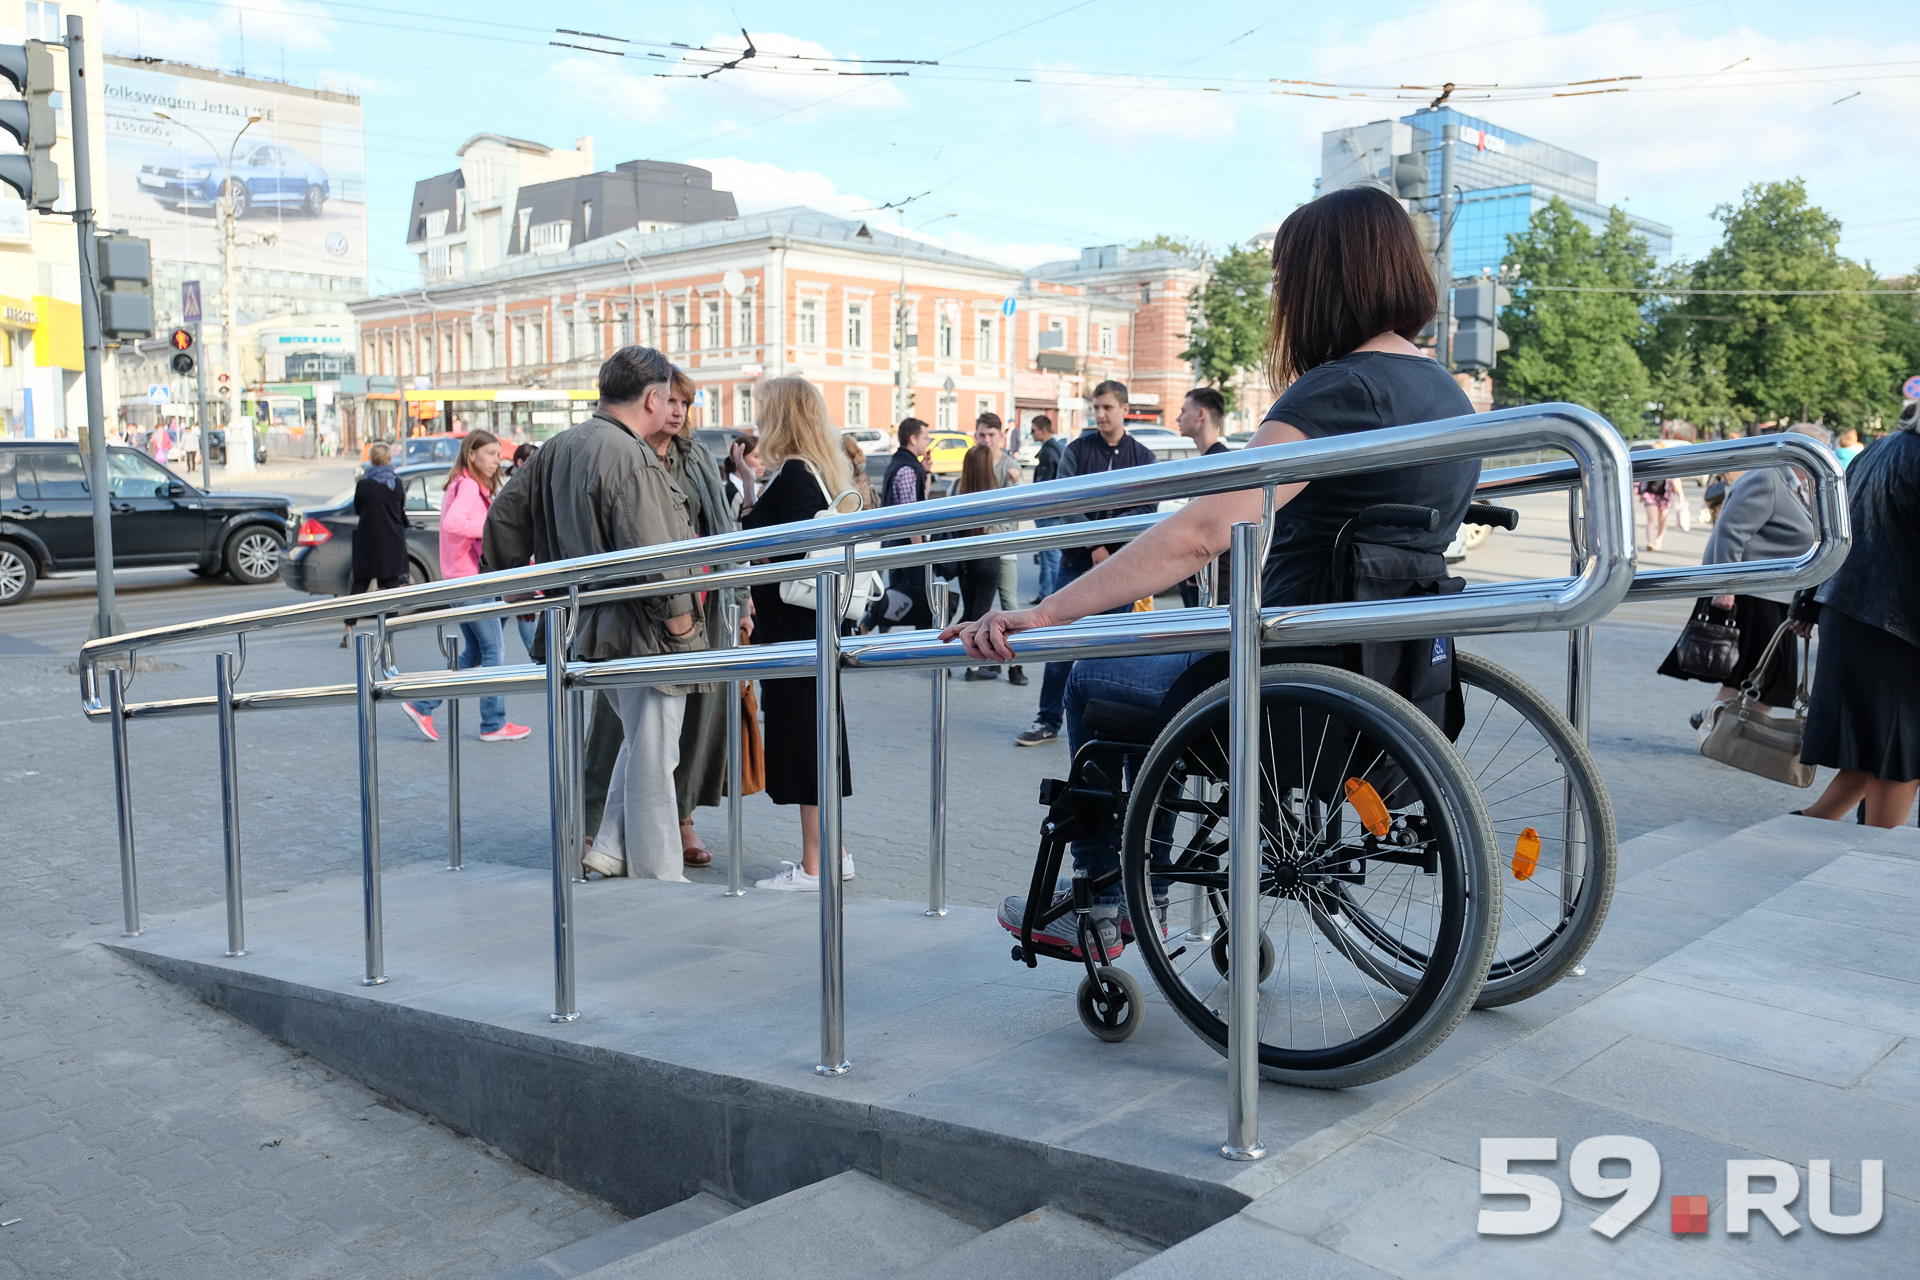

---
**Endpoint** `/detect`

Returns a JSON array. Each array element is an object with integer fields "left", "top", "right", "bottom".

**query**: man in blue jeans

[
  {"left": 1029, "top": 415, "right": 1065, "bottom": 601},
  {"left": 1015, "top": 382, "right": 1159, "bottom": 746}
]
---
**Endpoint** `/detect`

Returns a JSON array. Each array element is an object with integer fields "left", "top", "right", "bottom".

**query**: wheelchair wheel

[
  {"left": 1121, "top": 664, "right": 1499, "bottom": 1089},
  {"left": 1449, "top": 653, "right": 1616, "bottom": 1007},
  {"left": 1077, "top": 967, "right": 1144, "bottom": 1043}
]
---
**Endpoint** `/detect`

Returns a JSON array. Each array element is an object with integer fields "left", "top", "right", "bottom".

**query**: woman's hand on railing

[{"left": 943, "top": 607, "right": 1042, "bottom": 664}]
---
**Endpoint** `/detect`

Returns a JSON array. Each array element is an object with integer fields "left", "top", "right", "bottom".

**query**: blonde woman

[{"left": 742, "top": 376, "right": 857, "bottom": 890}]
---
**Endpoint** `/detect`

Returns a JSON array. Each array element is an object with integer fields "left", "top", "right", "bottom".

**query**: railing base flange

[
  {"left": 550, "top": 1011, "right": 580, "bottom": 1023},
  {"left": 1222, "top": 1144, "right": 1266, "bottom": 1162},
  {"left": 816, "top": 1061, "right": 851, "bottom": 1076},
  {"left": 362, "top": 976, "right": 388, "bottom": 987}
]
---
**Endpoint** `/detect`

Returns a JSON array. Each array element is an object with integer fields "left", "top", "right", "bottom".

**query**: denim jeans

[
  {"left": 1035, "top": 562, "right": 1134, "bottom": 731},
  {"left": 1034, "top": 516, "right": 1065, "bottom": 599},
  {"left": 515, "top": 613, "right": 538, "bottom": 660},
  {"left": 1062, "top": 652, "right": 1207, "bottom": 901},
  {"left": 411, "top": 616, "right": 506, "bottom": 734}
]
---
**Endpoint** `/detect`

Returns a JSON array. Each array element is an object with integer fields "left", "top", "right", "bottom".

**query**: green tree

[
  {"left": 1670, "top": 181, "right": 1900, "bottom": 428},
  {"left": 1181, "top": 244, "right": 1269, "bottom": 410},
  {"left": 1128, "top": 233, "right": 1199, "bottom": 257},
  {"left": 1648, "top": 342, "right": 1738, "bottom": 435},
  {"left": 1499, "top": 198, "right": 1657, "bottom": 434},
  {"left": 1869, "top": 269, "right": 1920, "bottom": 406}
]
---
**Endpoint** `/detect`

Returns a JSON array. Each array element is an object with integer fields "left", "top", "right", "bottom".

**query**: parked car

[
  {"left": 0, "top": 442, "right": 294, "bottom": 604},
  {"left": 693, "top": 427, "right": 753, "bottom": 465},
  {"left": 925, "top": 432, "right": 974, "bottom": 475},
  {"left": 281, "top": 462, "right": 451, "bottom": 597},
  {"left": 206, "top": 425, "right": 268, "bottom": 466},
  {"left": 137, "top": 142, "right": 331, "bottom": 219},
  {"left": 401, "top": 434, "right": 465, "bottom": 466},
  {"left": 843, "top": 426, "right": 889, "bottom": 456}
]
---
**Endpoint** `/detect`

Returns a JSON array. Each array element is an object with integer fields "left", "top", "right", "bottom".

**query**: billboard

[{"left": 101, "top": 60, "right": 366, "bottom": 283}]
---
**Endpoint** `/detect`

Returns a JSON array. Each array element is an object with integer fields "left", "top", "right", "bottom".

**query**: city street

[{"left": 0, "top": 476, "right": 1884, "bottom": 1278}]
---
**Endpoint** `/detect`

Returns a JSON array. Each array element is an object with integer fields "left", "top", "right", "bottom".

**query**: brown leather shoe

[{"left": 683, "top": 844, "right": 713, "bottom": 868}]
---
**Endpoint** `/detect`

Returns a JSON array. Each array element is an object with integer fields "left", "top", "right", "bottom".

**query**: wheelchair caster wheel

[
  {"left": 1011, "top": 944, "right": 1025, "bottom": 963},
  {"left": 1210, "top": 929, "right": 1276, "bottom": 984},
  {"left": 1077, "top": 966, "right": 1143, "bottom": 1043}
]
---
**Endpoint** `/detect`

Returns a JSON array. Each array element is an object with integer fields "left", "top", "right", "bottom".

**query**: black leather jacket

[{"left": 1809, "top": 423, "right": 1920, "bottom": 648}]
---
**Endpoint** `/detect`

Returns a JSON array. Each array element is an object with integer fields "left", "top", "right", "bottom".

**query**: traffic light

[
  {"left": 1453, "top": 278, "right": 1512, "bottom": 371},
  {"left": 170, "top": 327, "right": 193, "bottom": 351},
  {"left": 1392, "top": 152, "right": 1428, "bottom": 202},
  {"left": 97, "top": 234, "right": 154, "bottom": 340},
  {"left": 170, "top": 351, "right": 194, "bottom": 375},
  {"left": 0, "top": 40, "right": 59, "bottom": 210}
]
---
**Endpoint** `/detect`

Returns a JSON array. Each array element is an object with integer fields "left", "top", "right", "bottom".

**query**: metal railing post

[
  {"left": 108, "top": 665, "right": 140, "bottom": 936},
  {"left": 442, "top": 631, "right": 462, "bottom": 871},
  {"left": 215, "top": 651, "right": 247, "bottom": 957},
  {"left": 816, "top": 567, "right": 850, "bottom": 1076},
  {"left": 723, "top": 599, "right": 745, "bottom": 897},
  {"left": 1223, "top": 520, "right": 1265, "bottom": 1162},
  {"left": 353, "top": 633, "right": 386, "bottom": 985},
  {"left": 927, "top": 579, "right": 950, "bottom": 918},
  {"left": 545, "top": 605, "right": 580, "bottom": 1022},
  {"left": 1564, "top": 490, "right": 1592, "bottom": 953}
]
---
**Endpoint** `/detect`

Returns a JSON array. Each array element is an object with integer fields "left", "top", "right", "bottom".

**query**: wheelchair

[{"left": 1009, "top": 503, "right": 1618, "bottom": 1088}]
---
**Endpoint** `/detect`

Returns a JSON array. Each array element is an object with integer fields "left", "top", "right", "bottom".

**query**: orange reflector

[
  {"left": 1345, "top": 777, "right": 1391, "bottom": 838},
  {"left": 1512, "top": 827, "right": 1541, "bottom": 880}
]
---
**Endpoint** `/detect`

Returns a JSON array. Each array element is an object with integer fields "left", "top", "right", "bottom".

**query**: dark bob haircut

[{"left": 1265, "top": 186, "right": 1436, "bottom": 388}]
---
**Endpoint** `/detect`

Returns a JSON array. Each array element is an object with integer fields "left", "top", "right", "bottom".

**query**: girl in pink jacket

[{"left": 401, "top": 430, "right": 531, "bottom": 743}]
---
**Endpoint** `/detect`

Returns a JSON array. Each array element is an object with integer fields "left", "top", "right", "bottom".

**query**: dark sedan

[
  {"left": 0, "top": 442, "right": 294, "bottom": 604},
  {"left": 280, "top": 462, "right": 450, "bottom": 596}
]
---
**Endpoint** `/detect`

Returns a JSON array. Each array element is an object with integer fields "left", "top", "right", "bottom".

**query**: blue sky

[{"left": 103, "top": 0, "right": 1919, "bottom": 287}]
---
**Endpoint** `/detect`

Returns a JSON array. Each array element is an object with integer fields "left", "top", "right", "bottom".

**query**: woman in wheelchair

[{"left": 944, "top": 185, "right": 1480, "bottom": 965}]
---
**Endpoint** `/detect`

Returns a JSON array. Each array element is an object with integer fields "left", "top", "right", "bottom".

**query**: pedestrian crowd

[{"left": 337, "top": 182, "right": 1915, "bottom": 898}]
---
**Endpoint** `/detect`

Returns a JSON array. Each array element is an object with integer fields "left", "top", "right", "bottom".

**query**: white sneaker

[
  {"left": 757, "top": 861, "right": 819, "bottom": 891},
  {"left": 840, "top": 853, "right": 856, "bottom": 881}
]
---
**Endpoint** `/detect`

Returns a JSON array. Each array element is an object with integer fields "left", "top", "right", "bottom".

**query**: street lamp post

[
  {"left": 376, "top": 280, "right": 417, "bottom": 439},
  {"left": 612, "top": 238, "right": 662, "bottom": 352},
  {"left": 893, "top": 211, "right": 956, "bottom": 425},
  {"left": 154, "top": 109, "right": 263, "bottom": 475}
]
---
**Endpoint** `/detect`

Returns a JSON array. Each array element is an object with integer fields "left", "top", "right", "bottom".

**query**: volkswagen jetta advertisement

[{"left": 102, "top": 58, "right": 367, "bottom": 287}]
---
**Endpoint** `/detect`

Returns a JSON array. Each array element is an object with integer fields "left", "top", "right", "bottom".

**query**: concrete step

[
  {"left": 905, "top": 1205, "right": 1158, "bottom": 1280},
  {"left": 576, "top": 1171, "right": 980, "bottom": 1280},
  {"left": 489, "top": 1193, "right": 739, "bottom": 1279}
]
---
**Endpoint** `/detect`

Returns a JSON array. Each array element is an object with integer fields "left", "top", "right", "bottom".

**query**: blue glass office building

[{"left": 1318, "top": 107, "right": 1672, "bottom": 280}]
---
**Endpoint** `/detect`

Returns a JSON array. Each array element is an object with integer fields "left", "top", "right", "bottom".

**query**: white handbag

[{"left": 776, "top": 460, "right": 881, "bottom": 620}]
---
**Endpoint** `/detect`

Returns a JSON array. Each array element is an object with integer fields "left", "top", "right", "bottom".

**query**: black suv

[{"left": 0, "top": 442, "right": 296, "bottom": 605}]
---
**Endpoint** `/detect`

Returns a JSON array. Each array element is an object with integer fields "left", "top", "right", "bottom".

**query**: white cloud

[
  {"left": 1288, "top": 0, "right": 1920, "bottom": 263},
  {"left": 100, "top": 0, "right": 223, "bottom": 64},
  {"left": 689, "top": 155, "right": 879, "bottom": 219},
  {"left": 1030, "top": 62, "right": 1238, "bottom": 145},
  {"left": 686, "top": 156, "right": 1078, "bottom": 269}
]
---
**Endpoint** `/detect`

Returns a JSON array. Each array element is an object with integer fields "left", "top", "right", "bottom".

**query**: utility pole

[
  {"left": 191, "top": 288, "right": 212, "bottom": 490},
  {"left": 66, "top": 16, "right": 120, "bottom": 639},
  {"left": 1436, "top": 123, "right": 1456, "bottom": 371},
  {"left": 153, "top": 108, "right": 261, "bottom": 473}
]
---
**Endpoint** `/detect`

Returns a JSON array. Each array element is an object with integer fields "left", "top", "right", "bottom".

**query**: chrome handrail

[
  {"left": 80, "top": 405, "right": 1857, "bottom": 1171},
  {"left": 77, "top": 404, "right": 1623, "bottom": 665}
]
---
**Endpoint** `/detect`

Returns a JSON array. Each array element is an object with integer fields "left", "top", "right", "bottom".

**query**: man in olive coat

[{"left": 485, "top": 346, "right": 707, "bottom": 880}]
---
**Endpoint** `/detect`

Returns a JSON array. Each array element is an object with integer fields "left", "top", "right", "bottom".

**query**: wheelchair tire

[
  {"left": 1121, "top": 663, "right": 1499, "bottom": 1089},
  {"left": 1450, "top": 652, "right": 1616, "bottom": 1007},
  {"left": 1077, "top": 966, "right": 1144, "bottom": 1043}
]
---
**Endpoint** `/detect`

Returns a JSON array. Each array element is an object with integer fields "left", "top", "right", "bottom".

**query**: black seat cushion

[{"left": 1081, "top": 699, "right": 1158, "bottom": 743}]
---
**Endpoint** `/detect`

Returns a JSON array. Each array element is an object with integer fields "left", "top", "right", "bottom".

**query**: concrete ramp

[{"left": 111, "top": 815, "right": 1920, "bottom": 1275}]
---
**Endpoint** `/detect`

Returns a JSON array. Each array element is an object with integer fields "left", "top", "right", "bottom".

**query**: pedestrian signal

[
  {"left": 170, "top": 351, "right": 194, "bottom": 375},
  {"left": 170, "top": 328, "right": 194, "bottom": 351}
]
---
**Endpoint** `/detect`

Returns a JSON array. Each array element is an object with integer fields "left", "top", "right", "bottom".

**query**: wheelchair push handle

[
  {"left": 1354, "top": 504, "right": 1442, "bottom": 533},
  {"left": 1464, "top": 502, "right": 1520, "bottom": 531}
]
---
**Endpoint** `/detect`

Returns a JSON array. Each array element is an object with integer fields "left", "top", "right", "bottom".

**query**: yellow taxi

[{"left": 925, "top": 432, "right": 976, "bottom": 475}]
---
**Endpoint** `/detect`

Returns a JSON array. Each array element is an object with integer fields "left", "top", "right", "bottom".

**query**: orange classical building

[{"left": 350, "top": 204, "right": 1140, "bottom": 445}]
